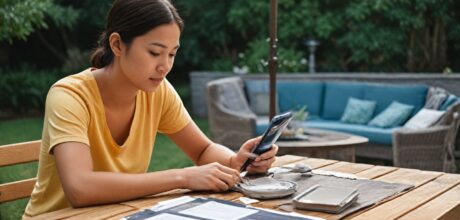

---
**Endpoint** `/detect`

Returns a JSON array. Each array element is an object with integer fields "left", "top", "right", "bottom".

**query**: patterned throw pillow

[
  {"left": 340, "top": 97, "right": 377, "bottom": 124},
  {"left": 368, "top": 101, "right": 414, "bottom": 128}
]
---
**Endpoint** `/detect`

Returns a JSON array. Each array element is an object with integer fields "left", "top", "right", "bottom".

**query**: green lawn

[{"left": 0, "top": 117, "right": 209, "bottom": 220}]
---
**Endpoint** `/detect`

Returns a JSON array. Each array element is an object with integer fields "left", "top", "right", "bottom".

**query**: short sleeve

[
  {"left": 44, "top": 87, "right": 90, "bottom": 153},
  {"left": 157, "top": 80, "right": 191, "bottom": 134}
]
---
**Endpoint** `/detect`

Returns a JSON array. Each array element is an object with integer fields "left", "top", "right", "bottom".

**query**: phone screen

[{"left": 240, "top": 112, "right": 293, "bottom": 172}]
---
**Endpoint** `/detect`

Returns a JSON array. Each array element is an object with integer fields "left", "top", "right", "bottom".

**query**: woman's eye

[
  {"left": 169, "top": 54, "right": 176, "bottom": 58},
  {"left": 149, "top": 51, "right": 160, "bottom": 56}
]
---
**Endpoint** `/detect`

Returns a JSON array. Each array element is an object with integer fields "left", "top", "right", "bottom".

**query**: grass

[{"left": 0, "top": 116, "right": 209, "bottom": 220}]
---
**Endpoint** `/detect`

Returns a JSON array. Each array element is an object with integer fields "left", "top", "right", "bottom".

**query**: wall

[{"left": 190, "top": 71, "right": 460, "bottom": 118}]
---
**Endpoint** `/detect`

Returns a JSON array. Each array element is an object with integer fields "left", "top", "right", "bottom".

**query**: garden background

[{"left": 1, "top": 0, "right": 460, "bottom": 219}]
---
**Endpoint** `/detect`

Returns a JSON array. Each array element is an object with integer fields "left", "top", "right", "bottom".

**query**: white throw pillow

[{"left": 404, "top": 108, "right": 445, "bottom": 129}]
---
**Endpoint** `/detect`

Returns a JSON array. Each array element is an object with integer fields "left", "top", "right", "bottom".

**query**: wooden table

[
  {"left": 31, "top": 155, "right": 460, "bottom": 220},
  {"left": 277, "top": 128, "right": 369, "bottom": 162}
]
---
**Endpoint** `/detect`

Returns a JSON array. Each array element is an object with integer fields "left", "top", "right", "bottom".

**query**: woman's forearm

[
  {"left": 64, "top": 168, "right": 186, "bottom": 207},
  {"left": 196, "top": 143, "right": 237, "bottom": 169}
]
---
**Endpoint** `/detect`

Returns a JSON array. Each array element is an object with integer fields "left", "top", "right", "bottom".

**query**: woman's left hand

[{"left": 233, "top": 137, "right": 278, "bottom": 174}]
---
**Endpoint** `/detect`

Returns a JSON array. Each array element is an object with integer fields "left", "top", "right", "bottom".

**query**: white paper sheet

[{"left": 179, "top": 201, "right": 258, "bottom": 220}]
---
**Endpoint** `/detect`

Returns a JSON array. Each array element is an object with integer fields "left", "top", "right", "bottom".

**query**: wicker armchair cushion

[
  {"left": 403, "top": 108, "right": 445, "bottom": 129},
  {"left": 439, "top": 94, "right": 459, "bottom": 110},
  {"left": 424, "top": 87, "right": 449, "bottom": 109},
  {"left": 216, "top": 77, "right": 253, "bottom": 114}
]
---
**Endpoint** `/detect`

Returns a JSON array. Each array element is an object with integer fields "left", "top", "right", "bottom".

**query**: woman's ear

[{"left": 109, "top": 32, "right": 123, "bottom": 57}]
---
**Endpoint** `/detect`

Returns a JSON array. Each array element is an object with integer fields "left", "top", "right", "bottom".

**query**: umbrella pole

[{"left": 269, "top": 0, "right": 278, "bottom": 120}]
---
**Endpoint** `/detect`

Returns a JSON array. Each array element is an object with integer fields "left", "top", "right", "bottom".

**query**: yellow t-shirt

[{"left": 24, "top": 68, "right": 191, "bottom": 216}]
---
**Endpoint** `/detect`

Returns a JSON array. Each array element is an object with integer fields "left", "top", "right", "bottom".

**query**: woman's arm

[
  {"left": 53, "top": 141, "right": 239, "bottom": 208},
  {"left": 167, "top": 121, "right": 278, "bottom": 173}
]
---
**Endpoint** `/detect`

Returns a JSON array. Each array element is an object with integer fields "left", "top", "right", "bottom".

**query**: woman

[{"left": 24, "top": 0, "right": 277, "bottom": 217}]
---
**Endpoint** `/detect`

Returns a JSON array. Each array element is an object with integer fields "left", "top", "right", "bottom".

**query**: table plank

[
  {"left": 399, "top": 182, "right": 460, "bottom": 220},
  {"left": 273, "top": 155, "right": 305, "bottom": 167},
  {"left": 105, "top": 209, "right": 141, "bottom": 220},
  {"left": 376, "top": 168, "right": 442, "bottom": 187},
  {"left": 62, "top": 204, "right": 134, "bottom": 220},
  {"left": 320, "top": 161, "right": 374, "bottom": 174},
  {"left": 351, "top": 174, "right": 460, "bottom": 220},
  {"left": 354, "top": 166, "right": 398, "bottom": 179},
  {"left": 28, "top": 205, "right": 116, "bottom": 220},
  {"left": 279, "top": 157, "right": 338, "bottom": 170},
  {"left": 438, "top": 203, "right": 460, "bottom": 220}
]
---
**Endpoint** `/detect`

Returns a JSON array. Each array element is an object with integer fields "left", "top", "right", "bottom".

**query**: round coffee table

[{"left": 276, "top": 128, "right": 368, "bottom": 162}]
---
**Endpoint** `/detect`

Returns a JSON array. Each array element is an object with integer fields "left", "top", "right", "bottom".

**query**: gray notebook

[{"left": 293, "top": 185, "right": 358, "bottom": 213}]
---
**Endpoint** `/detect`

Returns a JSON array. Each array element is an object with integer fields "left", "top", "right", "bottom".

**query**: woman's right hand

[{"left": 181, "top": 162, "right": 240, "bottom": 192}]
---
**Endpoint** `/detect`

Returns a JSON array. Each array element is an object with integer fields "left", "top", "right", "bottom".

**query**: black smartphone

[{"left": 240, "top": 111, "right": 294, "bottom": 172}]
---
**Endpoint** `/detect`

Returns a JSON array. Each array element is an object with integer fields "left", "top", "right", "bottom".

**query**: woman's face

[{"left": 118, "top": 23, "right": 181, "bottom": 92}]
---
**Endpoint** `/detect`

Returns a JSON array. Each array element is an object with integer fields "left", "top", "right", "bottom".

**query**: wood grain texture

[
  {"left": 351, "top": 174, "right": 460, "bottom": 220},
  {"left": 354, "top": 166, "right": 397, "bottom": 179},
  {"left": 376, "top": 168, "right": 442, "bottom": 187},
  {"left": 399, "top": 182, "right": 460, "bottom": 220},
  {"left": 65, "top": 204, "right": 134, "bottom": 220},
  {"left": 0, "top": 178, "right": 36, "bottom": 202},
  {"left": 0, "top": 140, "right": 41, "bottom": 166},
  {"left": 272, "top": 155, "right": 305, "bottom": 167},
  {"left": 29, "top": 156, "right": 460, "bottom": 220},
  {"left": 320, "top": 161, "right": 374, "bottom": 174}
]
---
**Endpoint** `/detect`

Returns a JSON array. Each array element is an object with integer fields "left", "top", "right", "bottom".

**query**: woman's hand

[
  {"left": 233, "top": 137, "right": 278, "bottom": 174},
  {"left": 181, "top": 162, "right": 240, "bottom": 192}
]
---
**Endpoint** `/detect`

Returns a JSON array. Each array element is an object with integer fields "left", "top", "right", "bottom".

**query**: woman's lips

[{"left": 149, "top": 77, "right": 163, "bottom": 84}]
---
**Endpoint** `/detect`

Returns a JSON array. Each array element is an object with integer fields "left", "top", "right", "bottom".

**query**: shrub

[{"left": 0, "top": 68, "right": 61, "bottom": 115}]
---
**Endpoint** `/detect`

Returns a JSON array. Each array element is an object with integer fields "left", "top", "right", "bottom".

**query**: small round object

[{"left": 237, "top": 177, "right": 297, "bottom": 199}]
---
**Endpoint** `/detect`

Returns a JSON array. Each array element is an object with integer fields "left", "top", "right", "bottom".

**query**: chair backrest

[{"left": 0, "top": 140, "right": 41, "bottom": 203}]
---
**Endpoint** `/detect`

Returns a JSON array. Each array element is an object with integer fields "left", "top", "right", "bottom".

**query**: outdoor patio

[{"left": 2, "top": 0, "right": 460, "bottom": 219}]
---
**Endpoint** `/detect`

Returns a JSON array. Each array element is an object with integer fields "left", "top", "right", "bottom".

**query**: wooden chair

[{"left": 0, "top": 140, "right": 41, "bottom": 203}]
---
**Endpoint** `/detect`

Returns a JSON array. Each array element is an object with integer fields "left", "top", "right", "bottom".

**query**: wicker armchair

[
  {"left": 393, "top": 102, "right": 460, "bottom": 172},
  {"left": 206, "top": 77, "right": 257, "bottom": 151}
]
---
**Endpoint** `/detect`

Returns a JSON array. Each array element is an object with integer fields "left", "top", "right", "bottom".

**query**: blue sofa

[
  {"left": 206, "top": 77, "right": 460, "bottom": 164},
  {"left": 253, "top": 81, "right": 429, "bottom": 145}
]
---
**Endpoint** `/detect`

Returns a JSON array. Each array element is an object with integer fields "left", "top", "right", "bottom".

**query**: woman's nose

[{"left": 157, "top": 58, "right": 171, "bottom": 76}]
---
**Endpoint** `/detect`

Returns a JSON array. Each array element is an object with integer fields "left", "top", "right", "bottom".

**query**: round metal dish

[{"left": 236, "top": 177, "right": 297, "bottom": 199}]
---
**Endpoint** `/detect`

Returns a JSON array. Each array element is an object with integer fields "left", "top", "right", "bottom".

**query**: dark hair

[{"left": 91, "top": 0, "right": 184, "bottom": 68}]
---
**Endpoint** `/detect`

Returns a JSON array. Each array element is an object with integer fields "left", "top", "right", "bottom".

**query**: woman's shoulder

[
  {"left": 48, "top": 68, "right": 99, "bottom": 103},
  {"left": 52, "top": 68, "right": 94, "bottom": 89}
]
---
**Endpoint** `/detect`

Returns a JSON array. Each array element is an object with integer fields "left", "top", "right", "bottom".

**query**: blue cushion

[
  {"left": 277, "top": 81, "right": 324, "bottom": 115},
  {"left": 439, "top": 94, "right": 458, "bottom": 110},
  {"left": 256, "top": 118, "right": 394, "bottom": 145},
  {"left": 368, "top": 101, "right": 414, "bottom": 128},
  {"left": 322, "top": 82, "right": 365, "bottom": 120},
  {"left": 363, "top": 83, "right": 427, "bottom": 115},
  {"left": 307, "top": 119, "right": 395, "bottom": 145},
  {"left": 340, "top": 97, "right": 376, "bottom": 124}
]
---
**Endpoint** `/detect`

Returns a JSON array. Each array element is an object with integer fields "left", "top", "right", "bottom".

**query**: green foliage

[
  {"left": 174, "top": 0, "right": 460, "bottom": 73},
  {"left": 0, "top": 0, "right": 51, "bottom": 43},
  {"left": 3, "top": 0, "right": 460, "bottom": 73},
  {"left": 0, "top": 68, "right": 61, "bottom": 114},
  {"left": 0, "top": 0, "right": 79, "bottom": 43}
]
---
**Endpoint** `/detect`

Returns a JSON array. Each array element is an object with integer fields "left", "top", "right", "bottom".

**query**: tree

[{"left": 0, "top": 0, "right": 78, "bottom": 44}]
